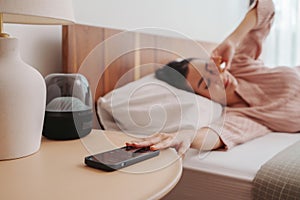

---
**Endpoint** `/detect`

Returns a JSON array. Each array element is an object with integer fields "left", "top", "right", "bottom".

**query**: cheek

[
  {"left": 195, "top": 88, "right": 211, "bottom": 99},
  {"left": 207, "top": 85, "right": 227, "bottom": 102}
]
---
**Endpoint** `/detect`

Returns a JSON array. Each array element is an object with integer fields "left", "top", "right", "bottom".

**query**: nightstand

[{"left": 0, "top": 129, "right": 182, "bottom": 200}]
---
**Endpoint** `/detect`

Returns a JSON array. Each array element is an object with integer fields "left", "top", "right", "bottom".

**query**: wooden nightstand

[{"left": 0, "top": 129, "right": 182, "bottom": 200}]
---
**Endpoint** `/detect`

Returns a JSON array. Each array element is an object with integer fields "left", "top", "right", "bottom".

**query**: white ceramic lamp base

[{"left": 0, "top": 37, "right": 46, "bottom": 160}]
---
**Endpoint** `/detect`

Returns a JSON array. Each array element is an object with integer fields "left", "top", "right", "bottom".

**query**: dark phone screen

[{"left": 91, "top": 146, "right": 154, "bottom": 165}]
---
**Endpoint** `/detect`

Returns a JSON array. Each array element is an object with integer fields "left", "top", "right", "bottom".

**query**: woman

[{"left": 127, "top": 0, "right": 300, "bottom": 155}]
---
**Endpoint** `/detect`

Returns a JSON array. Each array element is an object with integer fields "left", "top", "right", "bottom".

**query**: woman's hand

[
  {"left": 126, "top": 131, "right": 196, "bottom": 156},
  {"left": 126, "top": 128, "right": 224, "bottom": 156},
  {"left": 211, "top": 38, "right": 237, "bottom": 72},
  {"left": 211, "top": 7, "right": 258, "bottom": 71}
]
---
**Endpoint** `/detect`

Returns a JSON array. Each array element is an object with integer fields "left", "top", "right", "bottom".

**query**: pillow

[{"left": 97, "top": 74, "right": 222, "bottom": 136}]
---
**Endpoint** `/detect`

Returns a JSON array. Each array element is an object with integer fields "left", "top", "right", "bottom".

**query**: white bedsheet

[{"left": 164, "top": 132, "right": 300, "bottom": 200}]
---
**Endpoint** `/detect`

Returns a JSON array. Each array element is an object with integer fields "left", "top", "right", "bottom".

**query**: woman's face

[{"left": 185, "top": 60, "right": 238, "bottom": 105}]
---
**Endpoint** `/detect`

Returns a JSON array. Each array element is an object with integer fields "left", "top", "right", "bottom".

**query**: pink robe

[{"left": 210, "top": 0, "right": 300, "bottom": 149}]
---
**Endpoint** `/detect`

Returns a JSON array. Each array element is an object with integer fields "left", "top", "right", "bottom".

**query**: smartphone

[{"left": 84, "top": 146, "right": 160, "bottom": 172}]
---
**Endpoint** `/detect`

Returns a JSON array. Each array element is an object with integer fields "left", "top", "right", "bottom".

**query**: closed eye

[
  {"left": 198, "top": 78, "right": 204, "bottom": 88},
  {"left": 198, "top": 77, "right": 210, "bottom": 90}
]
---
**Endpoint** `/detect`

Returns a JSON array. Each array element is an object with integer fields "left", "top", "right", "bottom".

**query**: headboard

[{"left": 62, "top": 23, "right": 217, "bottom": 128}]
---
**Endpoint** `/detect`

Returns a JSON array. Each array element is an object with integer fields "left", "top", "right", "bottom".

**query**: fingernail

[
  {"left": 126, "top": 142, "right": 135, "bottom": 146},
  {"left": 150, "top": 146, "right": 156, "bottom": 151}
]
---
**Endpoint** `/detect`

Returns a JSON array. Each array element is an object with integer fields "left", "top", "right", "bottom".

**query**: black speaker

[{"left": 43, "top": 73, "right": 93, "bottom": 140}]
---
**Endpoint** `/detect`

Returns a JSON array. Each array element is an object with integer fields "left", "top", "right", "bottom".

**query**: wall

[
  {"left": 3, "top": 0, "right": 248, "bottom": 76},
  {"left": 73, "top": 0, "right": 249, "bottom": 43},
  {"left": 4, "top": 24, "right": 62, "bottom": 77}
]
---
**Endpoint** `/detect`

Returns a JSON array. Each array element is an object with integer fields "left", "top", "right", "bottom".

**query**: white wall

[
  {"left": 3, "top": 0, "right": 249, "bottom": 76},
  {"left": 73, "top": 0, "right": 249, "bottom": 42},
  {"left": 4, "top": 24, "right": 62, "bottom": 77}
]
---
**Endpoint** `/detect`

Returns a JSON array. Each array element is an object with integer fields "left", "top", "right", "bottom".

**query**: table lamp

[{"left": 0, "top": 0, "right": 75, "bottom": 160}]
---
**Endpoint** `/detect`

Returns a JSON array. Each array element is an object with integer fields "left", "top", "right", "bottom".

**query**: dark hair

[
  {"left": 155, "top": 58, "right": 197, "bottom": 93},
  {"left": 249, "top": 0, "right": 255, "bottom": 6}
]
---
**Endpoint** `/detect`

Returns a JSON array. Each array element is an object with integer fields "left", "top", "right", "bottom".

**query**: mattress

[{"left": 163, "top": 132, "right": 300, "bottom": 200}]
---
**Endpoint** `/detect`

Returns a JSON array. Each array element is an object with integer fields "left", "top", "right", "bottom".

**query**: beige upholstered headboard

[{"left": 62, "top": 23, "right": 217, "bottom": 127}]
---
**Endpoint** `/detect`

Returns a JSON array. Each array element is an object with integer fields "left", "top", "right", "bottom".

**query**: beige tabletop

[{"left": 0, "top": 129, "right": 182, "bottom": 200}]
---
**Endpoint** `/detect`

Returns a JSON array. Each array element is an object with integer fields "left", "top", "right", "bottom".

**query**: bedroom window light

[{"left": 261, "top": 0, "right": 300, "bottom": 67}]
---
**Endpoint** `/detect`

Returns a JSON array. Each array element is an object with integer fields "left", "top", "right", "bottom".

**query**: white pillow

[{"left": 97, "top": 74, "right": 222, "bottom": 136}]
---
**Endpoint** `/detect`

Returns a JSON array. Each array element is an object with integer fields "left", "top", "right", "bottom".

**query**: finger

[
  {"left": 125, "top": 141, "right": 140, "bottom": 147},
  {"left": 126, "top": 138, "right": 152, "bottom": 147},
  {"left": 211, "top": 56, "right": 224, "bottom": 72},
  {"left": 211, "top": 56, "right": 222, "bottom": 65},
  {"left": 225, "top": 60, "right": 232, "bottom": 70},
  {"left": 150, "top": 136, "right": 174, "bottom": 150},
  {"left": 127, "top": 133, "right": 169, "bottom": 148},
  {"left": 127, "top": 140, "right": 154, "bottom": 148}
]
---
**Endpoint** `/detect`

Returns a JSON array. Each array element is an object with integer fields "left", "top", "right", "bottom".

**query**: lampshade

[{"left": 0, "top": 0, "right": 75, "bottom": 25}]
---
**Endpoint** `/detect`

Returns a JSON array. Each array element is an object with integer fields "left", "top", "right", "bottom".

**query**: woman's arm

[
  {"left": 126, "top": 127, "right": 224, "bottom": 156},
  {"left": 225, "top": 8, "right": 258, "bottom": 48},
  {"left": 212, "top": 7, "right": 258, "bottom": 70},
  {"left": 212, "top": 0, "right": 275, "bottom": 70}
]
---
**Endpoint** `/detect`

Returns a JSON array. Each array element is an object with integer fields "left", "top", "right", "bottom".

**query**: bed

[{"left": 62, "top": 23, "right": 300, "bottom": 200}]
